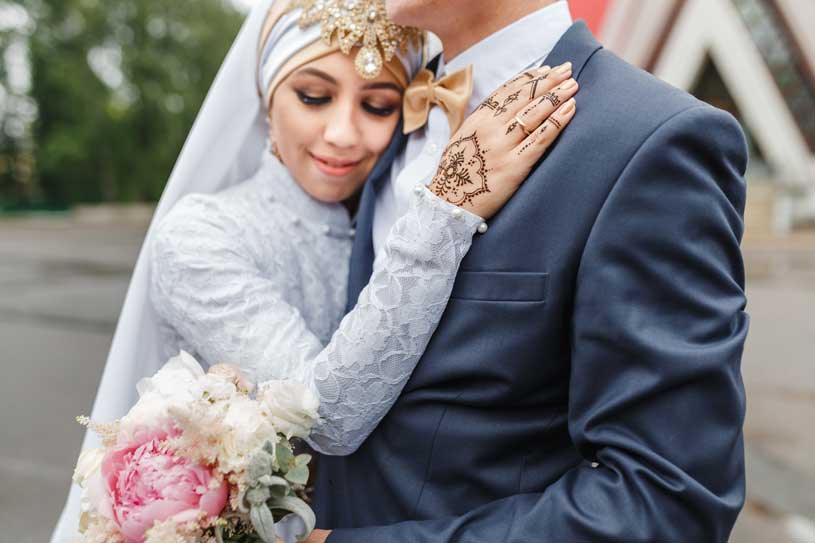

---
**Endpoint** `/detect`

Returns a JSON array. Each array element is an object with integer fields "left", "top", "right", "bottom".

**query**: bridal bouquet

[{"left": 71, "top": 351, "right": 319, "bottom": 543}]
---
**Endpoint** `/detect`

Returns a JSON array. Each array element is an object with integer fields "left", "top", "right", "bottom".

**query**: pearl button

[
  {"left": 590, "top": 462, "right": 600, "bottom": 469},
  {"left": 322, "top": 225, "right": 331, "bottom": 235},
  {"left": 413, "top": 184, "right": 424, "bottom": 196},
  {"left": 477, "top": 222, "right": 488, "bottom": 234},
  {"left": 451, "top": 208, "right": 463, "bottom": 220},
  {"left": 428, "top": 142, "right": 439, "bottom": 154}
]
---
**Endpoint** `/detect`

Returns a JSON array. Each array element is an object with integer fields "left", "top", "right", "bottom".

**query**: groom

[{"left": 309, "top": 0, "right": 749, "bottom": 541}]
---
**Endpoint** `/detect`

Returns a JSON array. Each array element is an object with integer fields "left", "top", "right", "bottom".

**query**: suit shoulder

[
  {"left": 579, "top": 48, "right": 745, "bottom": 158},
  {"left": 581, "top": 48, "right": 703, "bottom": 124}
]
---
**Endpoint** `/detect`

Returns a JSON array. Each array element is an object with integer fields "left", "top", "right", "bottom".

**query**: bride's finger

[
  {"left": 508, "top": 78, "right": 579, "bottom": 140},
  {"left": 514, "top": 98, "right": 576, "bottom": 159},
  {"left": 475, "top": 62, "right": 569, "bottom": 120}
]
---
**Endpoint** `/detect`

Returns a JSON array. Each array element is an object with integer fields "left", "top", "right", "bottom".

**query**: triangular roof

[{"left": 594, "top": 0, "right": 814, "bottom": 189}]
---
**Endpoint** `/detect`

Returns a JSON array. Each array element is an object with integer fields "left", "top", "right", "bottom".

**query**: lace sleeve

[
  {"left": 150, "top": 188, "right": 482, "bottom": 456},
  {"left": 304, "top": 186, "right": 482, "bottom": 454},
  {"left": 150, "top": 193, "right": 329, "bottom": 383}
]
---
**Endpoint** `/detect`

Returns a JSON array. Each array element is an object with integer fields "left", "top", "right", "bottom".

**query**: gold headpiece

[{"left": 289, "top": 0, "right": 422, "bottom": 79}]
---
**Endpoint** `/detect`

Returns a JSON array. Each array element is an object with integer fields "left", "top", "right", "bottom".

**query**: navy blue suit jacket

[{"left": 315, "top": 21, "right": 749, "bottom": 542}]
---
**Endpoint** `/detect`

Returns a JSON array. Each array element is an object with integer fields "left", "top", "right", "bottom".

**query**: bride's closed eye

[
  {"left": 296, "top": 90, "right": 330, "bottom": 106},
  {"left": 296, "top": 89, "right": 398, "bottom": 118},
  {"left": 362, "top": 101, "right": 398, "bottom": 117}
]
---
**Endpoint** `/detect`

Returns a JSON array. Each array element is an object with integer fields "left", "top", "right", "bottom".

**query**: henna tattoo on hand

[
  {"left": 540, "top": 91, "right": 561, "bottom": 108},
  {"left": 521, "top": 100, "right": 539, "bottom": 117},
  {"left": 479, "top": 90, "right": 522, "bottom": 117},
  {"left": 503, "top": 70, "right": 536, "bottom": 88},
  {"left": 547, "top": 116, "right": 562, "bottom": 129},
  {"left": 494, "top": 90, "right": 521, "bottom": 117},
  {"left": 523, "top": 74, "right": 549, "bottom": 99},
  {"left": 506, "top": 121, "right": 519, "bottom": 135},
  {"left": 517, "top": 133, "right": 538, "bottom": 155},
  {"left": 478, "top": 94, "right": 500, "bottom": 113},
  {"left": 431, "top": 132, "right": 491, "bottom": 207}
]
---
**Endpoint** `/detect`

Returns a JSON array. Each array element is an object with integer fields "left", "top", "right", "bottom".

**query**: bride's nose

[{"left": 323, "top": 98, "right": 361, "bottom": 149}]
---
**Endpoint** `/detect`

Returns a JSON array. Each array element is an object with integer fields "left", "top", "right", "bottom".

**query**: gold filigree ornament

[{"left": 289, "top": 0, "right": 422, "bottom": 79}]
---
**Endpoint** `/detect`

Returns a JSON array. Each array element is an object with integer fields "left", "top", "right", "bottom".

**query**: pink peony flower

[{"left": 93, "top": 428, "right": 227, "bottom": 543}]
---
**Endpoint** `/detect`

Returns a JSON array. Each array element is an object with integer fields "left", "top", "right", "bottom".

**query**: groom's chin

[{"left": 385, "top": 0, "right": 438, "bottom": 27}]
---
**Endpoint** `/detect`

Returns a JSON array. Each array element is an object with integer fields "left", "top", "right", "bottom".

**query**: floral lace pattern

[{"left": 150, "top": 155, "right": 481, "bottom": 454}]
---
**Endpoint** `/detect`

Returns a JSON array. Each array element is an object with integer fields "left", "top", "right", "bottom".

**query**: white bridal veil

[{"left": 50, "top": 2, "right": 276, "bottom": 540}]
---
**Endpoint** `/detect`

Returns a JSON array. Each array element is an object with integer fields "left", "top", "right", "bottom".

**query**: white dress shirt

[{"left": 372, "top": 0, "right": 574, "bottom": 256}]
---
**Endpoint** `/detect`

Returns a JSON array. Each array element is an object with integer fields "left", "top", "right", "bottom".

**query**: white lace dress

[{"left": 150, "top": 152, "right": 483, "bottom": 455}]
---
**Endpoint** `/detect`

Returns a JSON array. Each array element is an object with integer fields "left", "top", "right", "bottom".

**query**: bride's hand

[{"left": 429, "top": 61, "right": 578, "bottom": 220}]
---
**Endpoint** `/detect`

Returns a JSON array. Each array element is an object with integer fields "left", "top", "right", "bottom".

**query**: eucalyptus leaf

[
  {"left": 276, "top": 442, "right": 294, "bottom": 471},
  {"left": 284, "top": 464, "right": 309, "bottom": 485},
  {"left": 294, "top": 453, "right": 312, "bottom": 467}
]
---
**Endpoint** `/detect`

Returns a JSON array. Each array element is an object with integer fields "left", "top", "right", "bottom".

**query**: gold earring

[{"left": 270, "top": 141, "right": 282, "bottom": 161}]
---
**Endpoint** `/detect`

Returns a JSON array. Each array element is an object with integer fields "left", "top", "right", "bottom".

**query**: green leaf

[
  {"left": 249, "top": 503, "right": 277, "bottom": 543},
  {"left": 294, "top": 453, "right": 312, "bottom": 467},
  {"left": 275, "top": 441, "right": 294, "bottom": 472},
  {"left": 284, "top": 464, "right": 309, "bottom": 485}
]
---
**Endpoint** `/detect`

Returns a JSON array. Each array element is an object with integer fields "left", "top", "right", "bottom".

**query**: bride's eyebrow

[{"left": 296, "top": 68, "right": 337, "bottom": 84}]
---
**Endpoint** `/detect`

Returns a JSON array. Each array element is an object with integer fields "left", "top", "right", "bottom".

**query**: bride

[{"left": 51, "top": 0, "right": 578, "bottom": 540}]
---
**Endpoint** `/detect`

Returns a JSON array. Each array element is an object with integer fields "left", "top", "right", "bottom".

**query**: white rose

[
  {"left": 258, "top": 380, "right": 320, "bottom": 440},
  {"left": 136, "top": 350, "right": 205, "bottom": 398},
  {"left": 194, "top": 373, "right": 239, "bottom": 403},
  {"left": 218, "top": 396, "right": 278, "bottom": 474},
  {"left": 121, "top": 351, "right": 205, "bottom": 433},
  {"left": 72, "top": 447, "right": 105, "bottom": 487}
]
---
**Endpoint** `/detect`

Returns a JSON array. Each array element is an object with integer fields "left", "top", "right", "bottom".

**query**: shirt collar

[{"left": 441, "top": 1, "right": 573, "bottom": 115}]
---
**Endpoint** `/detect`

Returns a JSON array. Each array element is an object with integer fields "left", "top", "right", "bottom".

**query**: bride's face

[{"left": 270, "top": 51, "right": 403, "bottom": 204}]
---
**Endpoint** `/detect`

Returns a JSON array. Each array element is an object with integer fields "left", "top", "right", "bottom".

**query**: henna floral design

[{"left": 431, "top": 132, "right": 490, "bottom": 207}]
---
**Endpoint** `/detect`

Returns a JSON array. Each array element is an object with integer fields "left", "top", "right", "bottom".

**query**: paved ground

[{"left": 0, "top": 210, "right": 812, "bottom": 543}]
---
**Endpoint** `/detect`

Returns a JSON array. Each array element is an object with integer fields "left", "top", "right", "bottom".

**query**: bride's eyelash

[
  {"left": 296, "top": 90, "right": 330, "bottom": 106},
  {"left": 363, "top": 102, "right": 397, "bottom": 117},
  {"left": 296, "top": 89, "right": 396, "bottom": 117}
]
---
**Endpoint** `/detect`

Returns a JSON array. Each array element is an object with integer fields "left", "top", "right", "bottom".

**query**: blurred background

[{"left": 0, "top": 0, "right": 812, "bottom": 541}]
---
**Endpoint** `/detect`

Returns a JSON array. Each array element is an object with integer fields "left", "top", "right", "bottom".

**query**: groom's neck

[{"left": 437, "top": 0, "right": 558, "bottom": 61}]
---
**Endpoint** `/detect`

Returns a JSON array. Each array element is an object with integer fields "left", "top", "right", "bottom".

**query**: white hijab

[{"left": 50, "top": 1, "right": 424, "bottom": 539}]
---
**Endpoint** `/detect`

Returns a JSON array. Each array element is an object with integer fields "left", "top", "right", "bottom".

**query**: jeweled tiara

[{"left": 289, "top": 0, "right": 422, "bottom": 79}]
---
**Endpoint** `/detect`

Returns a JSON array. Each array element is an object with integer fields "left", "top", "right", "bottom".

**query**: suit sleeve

[{"left": 326, "top": 105, "right": 750, "bottom": 543}]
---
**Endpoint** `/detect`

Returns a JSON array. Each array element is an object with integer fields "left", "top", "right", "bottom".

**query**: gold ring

[{"left": 514, "top": 115, "right": 533, "bottom": 136}]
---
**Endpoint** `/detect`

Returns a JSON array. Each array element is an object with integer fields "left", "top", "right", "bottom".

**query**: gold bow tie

[{"left": 403, "top": 65, "right": 474, "bottom": 135}]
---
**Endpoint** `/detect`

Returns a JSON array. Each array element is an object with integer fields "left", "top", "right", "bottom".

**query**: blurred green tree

[{"left": 1, "top": 0, "right": 244, "bottom": 208}]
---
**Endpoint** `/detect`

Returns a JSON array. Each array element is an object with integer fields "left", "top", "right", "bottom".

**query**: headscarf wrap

[{"left": 257, "top": 0, "right": 424, "bottom": 115}]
